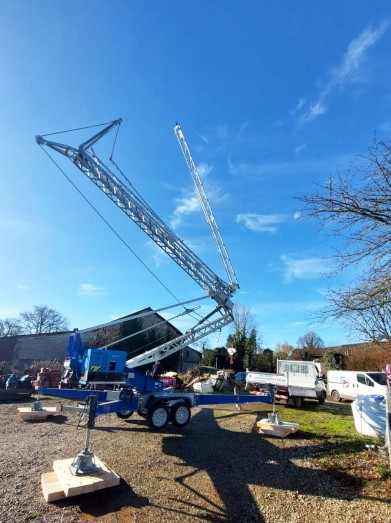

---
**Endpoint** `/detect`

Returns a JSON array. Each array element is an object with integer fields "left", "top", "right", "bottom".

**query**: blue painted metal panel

[
  {"left": 96, "top": 398, "right": 139, "bottom": 415},
  {"left": 40, "top": 387, "right": 109, "bottom": 401},
  {"left": 194, "top": 393, "right": 273, "bottom": 406}
]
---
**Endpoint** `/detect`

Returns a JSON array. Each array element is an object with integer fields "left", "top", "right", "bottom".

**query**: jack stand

[
  {"left": 257, "top": 386, "right": 299, "bottom": 438},
  {"left": 18, "top": 380, "right": 57, "bottom": 421},
  {"left": 32, "top": 379, "right": 45, "bottom": 411},
  {"left": 31, "top": 399, "right": 44, "bottom": 411},
  {"left": 267, "top": 387, "right": 281, "bottom": 425},
  {"left": 69, "top": 395, "right": 101, "bottom": 476}
]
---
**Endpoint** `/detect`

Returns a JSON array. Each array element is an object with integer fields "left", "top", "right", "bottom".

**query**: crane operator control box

[{"left": 79, "top": 349, "right": 127, "bottom": 385}]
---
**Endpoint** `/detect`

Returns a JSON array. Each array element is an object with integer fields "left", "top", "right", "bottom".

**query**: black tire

[
  {"left": 116, "top": 410, "right": 134, "bottom": 419},
  {"left": 137, "top": 408, "right": 147, "bottom": 418},
  {"left": 146, "top": 402, "right": 169, "bottom": 430},
  {"left": 170, "top": 402, "right": 191, "bottom": 428},
  {"left": 288, "top": 396, "right": 303, "bottom": 408},
  {"left": 331, "top": 390, "right": 341, "bottom": 402},
  {"left": 318, "top": 391, "right": 326, "bottom": 405}
]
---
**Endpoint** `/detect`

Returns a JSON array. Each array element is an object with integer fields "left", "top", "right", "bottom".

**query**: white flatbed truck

[{"left": 245, "top": 360, "right": 326, "bottom": 408}]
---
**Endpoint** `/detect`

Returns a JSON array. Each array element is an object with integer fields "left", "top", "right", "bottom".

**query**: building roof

[{"left": 0, "top": 308, "right": 186, "bottom": 363}]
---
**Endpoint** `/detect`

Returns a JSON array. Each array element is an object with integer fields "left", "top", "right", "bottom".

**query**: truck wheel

[
  {"left": 146, "top": 402, "right": 169, "bottom": 430},
  {"left": 288, "top": 396, "right": 303, "bottom": 408},
  {"left": 116, "top": 410, "right": 134, "bottom": 419},
  {"left": 294, "top": 396, "right": 303, "bottom": 408},
  {"left": 171, "top": 402, "right": 191, "bottom": 428},
  {"left": 331, "top": 390, "right": 341, "bottom": 402},
  {"left": 318, "top": 391, "right": 326, "bottom": 405}
]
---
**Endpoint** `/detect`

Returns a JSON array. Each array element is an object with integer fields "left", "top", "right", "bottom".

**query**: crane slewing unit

[{"left": 36, "top": 119, "right": 238, "bottom": 368}]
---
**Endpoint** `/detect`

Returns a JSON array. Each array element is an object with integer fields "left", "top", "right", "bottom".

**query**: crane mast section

[
  {"left": 174, "top": 125, "right": 239, "bottom": 293},
  {"left": 36, "top": 134, "right": 232, "bottom": 306}
]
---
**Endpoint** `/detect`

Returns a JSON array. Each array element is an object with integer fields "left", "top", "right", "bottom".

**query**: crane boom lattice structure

[
  {"left": 36, "top": 119, "right": 238, "bottom": 367},
  {"left": 174, "top": 124, "right": 239, "bottom": 294}
]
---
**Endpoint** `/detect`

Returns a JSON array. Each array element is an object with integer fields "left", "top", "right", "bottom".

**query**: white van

[{"left": 327, "top": 370, "right": 387, "bottom": 402}]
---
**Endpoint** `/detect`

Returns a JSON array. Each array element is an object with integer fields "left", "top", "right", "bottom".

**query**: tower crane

[
  {"left": 37, "top": 120, "right": 235, "bottom": 366},
  {"left": 36, "top": 119, "right": 272, "bottom": 431}
]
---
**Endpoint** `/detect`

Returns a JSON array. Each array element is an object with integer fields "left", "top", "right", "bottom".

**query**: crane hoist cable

[
  {"left": 79, "top": 294, "right": 212, "bottom": 334},
  {"left": 101, "top": 307, "right": 200, "bottom": 351},
  {"left": 40, "top": 120, "right": 122, "bottom": 138}
]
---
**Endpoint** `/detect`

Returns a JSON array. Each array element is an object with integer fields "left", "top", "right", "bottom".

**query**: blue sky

[{"left": 1, "top": 1, "right": 391, "bottom": 350}]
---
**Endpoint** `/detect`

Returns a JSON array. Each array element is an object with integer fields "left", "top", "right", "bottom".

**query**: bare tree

[
  {"left": 299, "top": 139, "right": 391, "bottom": 341},
  {"left": 19, "top": 305, "right": 69, "bottom": 334},
  {"left": 325, "top": 276, "right": 391, "bottom": 341},
  {"left": 300, "top": 140, "right": 391, "bottom": 275},
  {"left": 275, "top": 342, "right": 295, "bottom": 360},
  {"left": 297, "top": 331, "right": 324, "bottom": 350},
  {"left": 0, "top": 318, "right": 22, "bottom": 337},
  {"left": 230, "top": 304, "right": 257, "bottom": 335}
]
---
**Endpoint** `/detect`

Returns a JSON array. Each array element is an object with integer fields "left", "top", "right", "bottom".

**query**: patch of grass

[
  {"left": 376, "top": 464, "right": 391, "bottom": 479},
  {"left": 273, "top": 402, "right": 391, "bottom": 489}
]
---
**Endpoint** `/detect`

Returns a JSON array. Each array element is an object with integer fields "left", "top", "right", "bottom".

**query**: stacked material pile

[{"left": 33, "top": 368, "right": 62, "bottom": 390}]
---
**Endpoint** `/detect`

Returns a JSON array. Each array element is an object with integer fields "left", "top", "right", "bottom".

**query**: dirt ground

[{"left": 0, "top": 397, "right": 390, "bottom": 523}]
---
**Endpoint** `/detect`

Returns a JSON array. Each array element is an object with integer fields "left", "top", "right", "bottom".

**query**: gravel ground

[{"left": 0, "top": 397, "right": 390, "bottom": 523}]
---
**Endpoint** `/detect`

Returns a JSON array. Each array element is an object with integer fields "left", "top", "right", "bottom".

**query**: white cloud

[
  {"left": 296, "top": 21, "right": 389, "bottom": 127},
  {"left": 236, "top": 213, "right": 285, "bottom": 233},
  {"left": 78, "top": 283, "right": 107, "bottom": 296},
  {"left": 280, "top": 255, "right": 329, "bottom": 283},
  {"left": 290, "top": 97, "right": 306, "bottom": 115},
  {"left": 170, "top": 193, "right": 200, "bottom": 228},
  {"left": 379, "top": 119, "right": 391, "bottom": 133},
  {"left": 169, "top": 162, "right": 225, "bottom": 229},
  {"left": 146, "top": 239, "right": 168, "bottom": 267},
  {"left": 228, "top": 157, "right": 294, "bottom": 178},
  {"left": 234, "top": 121, "right": 250, "bottom": 143},
  {"left": 294, "top": 143, "right": 307, "bottom": 155},
  {"left": 16, "top": 284, "right": 29, "bottom": 291}
]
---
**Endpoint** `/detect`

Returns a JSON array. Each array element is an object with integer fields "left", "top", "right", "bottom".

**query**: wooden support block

[
  {"left": 257, "top": 418, "right": 299, "bottom": 438},
  {"left": 41, "top": 472, "right": 67, "bottom": 502},
  {"left": 18, "top": 407, "right": 57, "bottom": 421},
  {"left": 53, "top": 456, "right": 120, "bottom": 498}
]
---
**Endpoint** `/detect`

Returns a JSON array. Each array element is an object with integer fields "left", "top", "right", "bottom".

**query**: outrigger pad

[
  {"left": 41, "top": 456, "right": 120, "bottom": 502},
  {"left": 18, "top": 407, "right": 57, "bottom": 421},
  {"left": 257, "top": 418, "right": 299, "bottom": 438}
]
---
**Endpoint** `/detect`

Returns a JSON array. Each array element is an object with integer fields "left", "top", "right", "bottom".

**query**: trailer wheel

[
  {"left": 147, "top": 402, "right": 169, "bottom": 430},
  {"left": 116, "top": 410, "right": 134, "bottom": 419},
  {"left": 137, "top": 408, "right": 147, "bottom": 418},
  {"left": 170, "top": 402, "right": 191, "bottom": 428},
  {"left": 318, "top": 391, "right": 326, "bottom": 405},
  {"left": 331, "top": 390, "right": 341, "bottom": 402}
]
